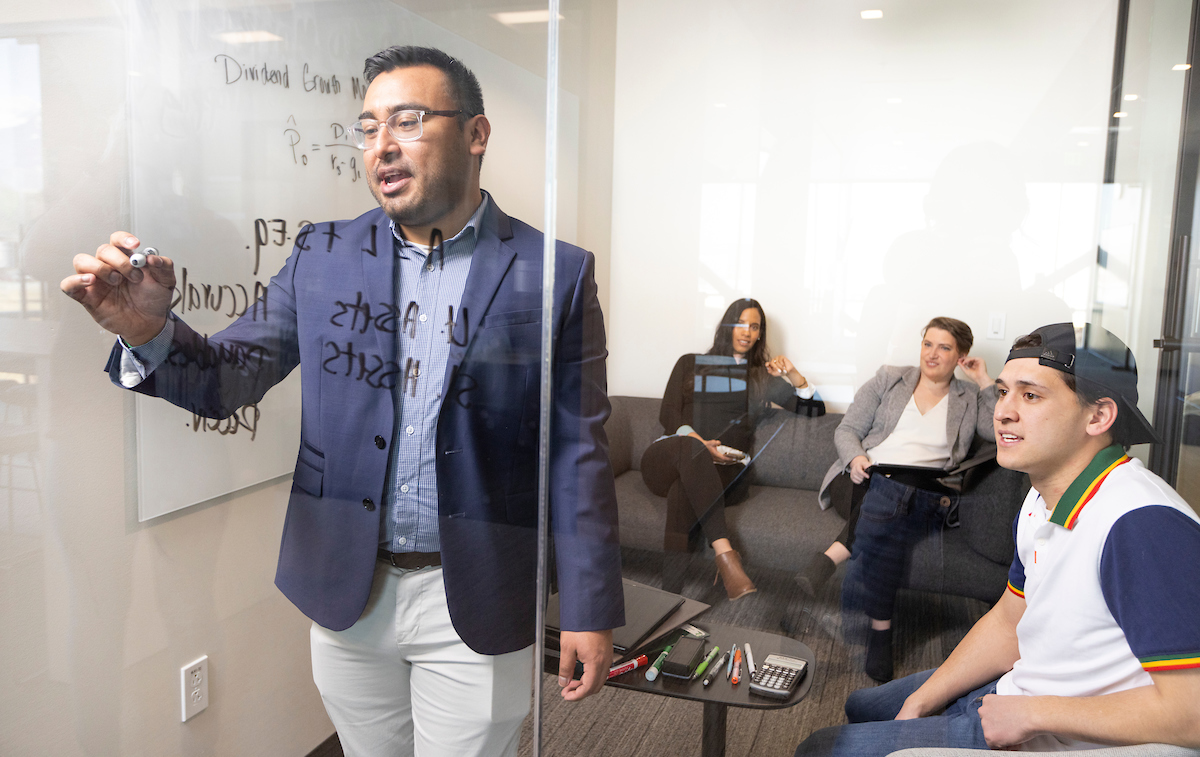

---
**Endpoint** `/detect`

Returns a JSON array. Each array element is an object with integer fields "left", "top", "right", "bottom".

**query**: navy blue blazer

[{"left": 107, "top": 199, "right": 625, "bottom": 654}]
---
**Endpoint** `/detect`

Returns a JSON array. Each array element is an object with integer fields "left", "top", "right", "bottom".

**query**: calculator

[{"left": 749, "top": 654, "right": 808, "bottom": 699}]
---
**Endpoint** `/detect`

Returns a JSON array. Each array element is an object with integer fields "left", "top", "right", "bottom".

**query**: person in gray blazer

[{"left": 802, "top": 317, "right": 996, "bottom": 681}]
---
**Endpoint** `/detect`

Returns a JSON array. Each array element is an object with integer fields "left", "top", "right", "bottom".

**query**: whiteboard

[{"left": 128, "top": 0, "right": 578, "bottom": 520}]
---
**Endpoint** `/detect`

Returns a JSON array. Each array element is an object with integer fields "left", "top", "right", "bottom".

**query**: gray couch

[{"left": 606, "top": 396, "right": 1031, "bottom": 603}]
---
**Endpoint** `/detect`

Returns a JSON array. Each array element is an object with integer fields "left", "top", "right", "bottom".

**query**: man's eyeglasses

[{"left": 347, "top": 109, "right": 464, "bottom": 148}]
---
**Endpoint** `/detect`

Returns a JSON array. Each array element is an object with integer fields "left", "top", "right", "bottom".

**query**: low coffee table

[{"left": 550, "top": 621, "right": 815, "bottom": 757}]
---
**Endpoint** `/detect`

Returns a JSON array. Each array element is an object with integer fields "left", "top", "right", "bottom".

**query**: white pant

[{"left": 310, "top": 562, "right": 533, "bottom": 757}]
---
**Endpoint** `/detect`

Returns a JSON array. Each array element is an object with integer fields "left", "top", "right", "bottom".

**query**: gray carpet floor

[
  {"left": 307, "top": 548, "right": 990, "bottom": 757},
  {"left": 517, "top": 548, "right": 989, "bottom": 757}
]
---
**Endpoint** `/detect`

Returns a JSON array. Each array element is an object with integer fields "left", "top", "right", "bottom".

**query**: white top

[
  {"left": 865, "top": 394, "right": 951, "bottom": 468},
  {"left": 996, "top": 449, "right": 1200, "bottom": 751}
]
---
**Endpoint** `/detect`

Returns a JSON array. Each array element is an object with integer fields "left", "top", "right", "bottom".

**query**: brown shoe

[{"left": 713, "top": 550, "right": 757, "bottom": 600}]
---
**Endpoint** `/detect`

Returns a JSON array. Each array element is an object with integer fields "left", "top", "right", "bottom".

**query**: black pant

[
  {"left": 640, "top": 435, "right": 747, "bottom": 549},
  {"left": 828, "top": 473, "right": 869, "bottom": 549}
]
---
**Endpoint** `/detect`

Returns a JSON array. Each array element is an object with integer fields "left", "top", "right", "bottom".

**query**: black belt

[
  {"left": 377, "top": 549, "right": 442, "bottom": 569},
  {"left": 876, "top": 469, "right": 956, "bottom": 498}
]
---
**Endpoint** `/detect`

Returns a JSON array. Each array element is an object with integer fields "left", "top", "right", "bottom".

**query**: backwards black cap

[{"left": 1005, "top": 323, "right": 1159, "bottom": 446}]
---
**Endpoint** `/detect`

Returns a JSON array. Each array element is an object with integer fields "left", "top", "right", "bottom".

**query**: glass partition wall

[
  {"left": 1, "top": 2, "right": 558, "bottom": 755},
  {"left": 540, "top": 0, "right": 1192, "bottom": 754},
  {"left": 1, "top": 0, "right": 1195, "bottom": 755}
]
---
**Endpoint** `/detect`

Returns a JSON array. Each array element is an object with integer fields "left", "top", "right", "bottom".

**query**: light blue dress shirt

[{"left": 379, "top": 194, "right": 487, "bottom": 553}]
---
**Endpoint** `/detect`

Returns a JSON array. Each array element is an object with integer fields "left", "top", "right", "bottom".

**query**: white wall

[{"left": 607, "top": 0, "right": 1134, "bottom": 409}]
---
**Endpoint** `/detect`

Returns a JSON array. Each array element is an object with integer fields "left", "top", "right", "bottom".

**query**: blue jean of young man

[{"left": 794, "top": 670, "right": 994, "bottom": 757}]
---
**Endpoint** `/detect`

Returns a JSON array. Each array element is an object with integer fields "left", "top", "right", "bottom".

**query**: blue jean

[
  {"left": 793, "top": 669, "right": 995, "bottom": 757},
  {"left": 846, "top": 473, "right": 955, "bottom": 621}
]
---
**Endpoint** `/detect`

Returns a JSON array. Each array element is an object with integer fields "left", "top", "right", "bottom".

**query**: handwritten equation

[{"left": 283, "top": 115, "right": 363, "bottom": 182}]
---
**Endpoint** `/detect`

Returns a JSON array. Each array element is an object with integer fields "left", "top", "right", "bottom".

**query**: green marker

[
  {"left": 692, "top": 646, "right": 721, "bottom": 681},
  {"left": 645, "top": 644, "right": 674, "bottom": 682}
]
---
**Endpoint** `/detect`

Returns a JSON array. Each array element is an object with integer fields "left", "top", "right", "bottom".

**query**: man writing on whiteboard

[{"left": 61, "top": 46, "right": 624, "bottom": 756}]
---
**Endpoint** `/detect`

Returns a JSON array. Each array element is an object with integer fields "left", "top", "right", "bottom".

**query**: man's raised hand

[{"left": 60, "top": 232, "right": 176, "bottom": 345}]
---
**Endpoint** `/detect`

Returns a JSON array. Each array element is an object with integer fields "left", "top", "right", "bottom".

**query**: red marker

[
  {"left": 608, "top": 654, "right": 650, "bottom": 680},
  {"left": 732, "top": 648, "right": 743, "bottom": 685}
]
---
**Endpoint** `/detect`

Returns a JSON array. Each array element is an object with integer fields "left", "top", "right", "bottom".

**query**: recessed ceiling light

[
  {"left": 492, "top": 10, "right": 565, "bottom": 26},
  {"left": 861, "top": 10, "right": 883, "bottom": 19},
  {"left": 1123, "top": 94, "right": 1138, "bottom": 101},
  {"left": 1174, "top": 64, "right": 1192, "bottom": 71},
  {"left": 1113, "top": 111, "right": 1128, "bottom": 118},
  {"left": 218, "top": 30, "right": 283, "bottom": 44}
]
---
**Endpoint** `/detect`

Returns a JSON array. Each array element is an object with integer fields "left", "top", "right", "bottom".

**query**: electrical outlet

[
  {"left": 987, "top": 312, "right": 1006, "bottom": 340},
  {"left": 180, "top": 655, "right": 209, "bottom": 722}
]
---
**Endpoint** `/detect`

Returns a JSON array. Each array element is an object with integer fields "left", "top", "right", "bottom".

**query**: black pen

[{"left": 702, "top": 651, "right": 729, "bottom": 687}]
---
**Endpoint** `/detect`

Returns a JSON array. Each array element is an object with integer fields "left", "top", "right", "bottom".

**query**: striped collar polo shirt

[{"left": 996, "top": 445, "right": 1200, "bottom": 750}]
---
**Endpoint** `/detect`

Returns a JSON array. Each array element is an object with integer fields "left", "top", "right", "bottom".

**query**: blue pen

[{"left": 726, "top": 643, "right": 737, "bottom": 679}]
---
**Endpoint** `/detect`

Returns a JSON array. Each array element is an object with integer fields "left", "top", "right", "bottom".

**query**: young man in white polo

[{"left": 795, "top": 323, "right": 1200, "bottom": 757}]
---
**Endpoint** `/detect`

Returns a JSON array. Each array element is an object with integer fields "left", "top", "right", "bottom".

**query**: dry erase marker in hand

[{"left": 129, "top": 246, "right": 156, "bottom": 269}]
